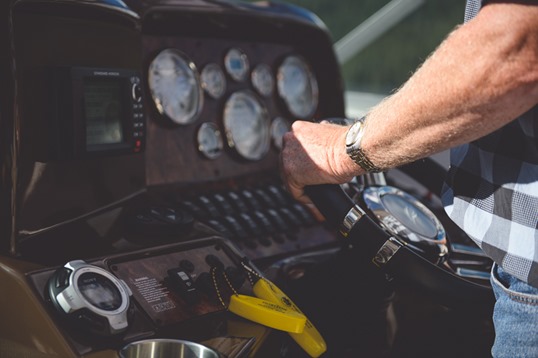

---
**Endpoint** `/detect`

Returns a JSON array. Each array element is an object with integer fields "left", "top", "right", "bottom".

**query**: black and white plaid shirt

[{"left": 442, "top": 0, "right": 538, "bottom": 287}]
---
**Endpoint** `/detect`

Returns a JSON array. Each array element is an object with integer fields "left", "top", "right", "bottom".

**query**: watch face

[{"left": 345, "top": 121, "right": 363, "bottom": 146}]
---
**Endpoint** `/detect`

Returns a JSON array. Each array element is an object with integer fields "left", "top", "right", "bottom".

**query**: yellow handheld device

[
  {"left": 253, "top": 279, "right": 327, "bottom": 357},
  {"left": 228, "top": 294, "right": 307, "bottom": 333}
]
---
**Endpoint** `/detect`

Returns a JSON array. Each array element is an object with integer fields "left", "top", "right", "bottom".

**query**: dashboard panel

[
  {"left": 0, "top": 1, "right": 350, "bottom": 357},
  {"left": 0, "top": 1, "right": 494, "bottom": 357}
]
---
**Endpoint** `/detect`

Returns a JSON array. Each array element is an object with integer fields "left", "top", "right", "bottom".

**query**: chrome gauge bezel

[
  {"left": 223, "top": 90, "right": 270, "bottom": 161},
  {"left": 197, "top": 122, "right": 224, "bottom": 159},
  {"left": 251, "top": 63, "right": 274, "bottom": 97},
  {"left": 362, "top": 186, "right": 448, "bottom": 262},
  {"left": 277, "top": 55, "right": 319, "bottom": 119},
  {"left": 201, "top": 63, "right": 226, "bottom": 99},
  {"left": 224, "top": 47, "right": 250, "bottom": 82},
  {"left": 270, "top": 116, "right": 290, "bottom": 150},
  {"left": 147, "top": 48, "right": 203, "bottom": 125}
]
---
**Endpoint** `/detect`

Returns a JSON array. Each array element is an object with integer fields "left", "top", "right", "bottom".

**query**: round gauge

[
  {"left": 362, "top": 186, "right": 448, "bottom": 263},
  {"left": 271, "top": 117, "right": 290, "bottom": 150},
  {"left": 223, "top": 91, "right": 270, "bottom": 161},
  {"left": 224, "top": 48, "right": 249, "bottom": 82},
  {"left": 197, "top": 122, "right": 224, "bottom": 159},
  {"left": 148, "top": 48, "right": 203, "bottom": 125},
  {"left": 201, "top": 63, "right": 226, "bottom": 99},
  {"left": 251, "top": 63, "right": 274, "bottom": 97},
  {"left": 277, "top": 55, "right": 319, "bottom": 119}
]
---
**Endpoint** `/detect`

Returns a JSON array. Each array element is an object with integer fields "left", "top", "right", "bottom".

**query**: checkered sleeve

[{"left": 442, "top": 109, "right": 538, "bottom": 287}]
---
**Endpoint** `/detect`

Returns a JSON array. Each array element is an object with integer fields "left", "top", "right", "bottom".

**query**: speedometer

[
  {"left": 223, "top": 91, "right": 270, "bottom": 161},
  {"left": 148, "top": 48, "right": 203, "bottom": 125},
  {"left": 277, "top": 55, "right": 319, "bottom": 119}
]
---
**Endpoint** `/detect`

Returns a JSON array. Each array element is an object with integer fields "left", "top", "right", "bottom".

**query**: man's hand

[{"left": 280, "top": 120, "right": 363, "bottom": 218}]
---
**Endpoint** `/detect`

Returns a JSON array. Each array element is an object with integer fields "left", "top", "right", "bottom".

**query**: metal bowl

[{"left": 119, "top": 339, "right": 220, "bottom": 358}]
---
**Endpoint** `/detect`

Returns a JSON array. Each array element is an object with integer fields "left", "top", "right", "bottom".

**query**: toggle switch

[{"left": 167, "top": 268, "right": 198, "bottom": 304}]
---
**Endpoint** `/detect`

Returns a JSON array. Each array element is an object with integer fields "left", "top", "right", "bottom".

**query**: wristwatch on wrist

[{"left": 345, "top": 117, "right": 383, "bottom": 173}]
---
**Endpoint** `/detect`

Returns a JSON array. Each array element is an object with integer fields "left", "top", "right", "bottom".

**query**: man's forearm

[{"left": 361, "top": 2, "right": 538, "bottom": 170}]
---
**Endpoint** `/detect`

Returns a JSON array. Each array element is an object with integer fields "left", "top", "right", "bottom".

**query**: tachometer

[
  {"left": 223, "top": 91, "right": 270, "bottom": 161},
  {"left": 277, "top": 55, "right": 318, "bottom": 119},
  {"left": 148, "top": 48, "right": 203, "bottom": 125}
]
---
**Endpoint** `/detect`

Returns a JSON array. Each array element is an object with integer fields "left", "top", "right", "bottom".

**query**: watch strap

[{"left": 345, "top": 117, "right": 383, "bottom": 173}]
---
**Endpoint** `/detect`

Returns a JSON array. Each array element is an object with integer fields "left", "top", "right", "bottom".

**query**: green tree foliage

[{"left": 249, "top": 0, "right": 466, "bottom": 94}]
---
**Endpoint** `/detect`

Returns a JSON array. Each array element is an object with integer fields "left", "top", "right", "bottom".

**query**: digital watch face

[
  {"left": 47, "top": 260, "right": 132, "bottom": 336},
  {"left": 83, "top": 77, "right": 125, "bottom": 146},
  {"left": 223, "top": 91, "right": 270, "bottom": 160},
  {"left": 78, "top": 272, "right": 123, "bottom": 311},
  {"left": 277, "top": 55, "right": 319, "bottom": 119},
  {"left": 148, "top": 49, "right": 203, "bottom": 125}
]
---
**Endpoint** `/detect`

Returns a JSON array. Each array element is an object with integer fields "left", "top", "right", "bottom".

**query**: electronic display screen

[
  {"left": 83, "top": 77, "right": 125, "bottom": 147},
  {"left": 78, "top": 272, "right": 123, "bottom": 311}
]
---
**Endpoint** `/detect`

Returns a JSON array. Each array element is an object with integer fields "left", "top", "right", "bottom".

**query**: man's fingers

[
  {"left": 303, "top": 203, "right": 325, "bottom": 222},
  {"left": 285, "top": 181, "right": 325, "bottom": 222}
]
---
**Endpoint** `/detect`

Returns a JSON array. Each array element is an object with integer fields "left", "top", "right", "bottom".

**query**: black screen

[{"left": 83, "top": 77, "right": 125, "bottom": 147}]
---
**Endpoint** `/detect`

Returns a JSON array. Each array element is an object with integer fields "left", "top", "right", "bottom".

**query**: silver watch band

[{"left": 345, "top": 117, "right": 383, "bottom": 173}]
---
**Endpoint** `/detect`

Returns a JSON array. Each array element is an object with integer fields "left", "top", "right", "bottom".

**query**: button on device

[
  {"left": 254, "top": 188, "right": 277, "bottom": 208},
  {"left": 267, "top": 185, "right": 292, "bottom": 206},
  {"left": 167, "top": 268, "right": 198, "bottom": 304},
  {"left": 266, "top": 209, "right": 289, "bottom": 232},
  {"left": 241, "top": 190, "right": 263, "bottom": 210},
  {"left": 227, "top": 192, "right": 249, "bottom": 212},
  {"left": 205, "top": 254, "right": 224, "bottom": 270},
  {"left": 198, "top": 195, "right": 221, "bottom": 217},
  {"left": 207, "top": 218, "right": 234, "bottom": 238},
  {"left": 212, "top": 193, "right": 235, "bottom": 216},
  {"left": 132, "top": 83, "right": 143, "bottom": 102},
  {"left": 252, "top": 211, "right": 276, "bottom": 234},
  {"left": 179, "top": 259, "right": 195, "bottom": 273}
]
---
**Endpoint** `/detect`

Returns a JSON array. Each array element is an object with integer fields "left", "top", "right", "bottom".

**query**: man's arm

[{"left": 281, "top": 1, "right": 538, "bottom": 205}]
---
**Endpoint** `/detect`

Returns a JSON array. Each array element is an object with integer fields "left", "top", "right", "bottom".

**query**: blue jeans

[{"left": 490, "top": 263, "right": 538, "bottom": 358}]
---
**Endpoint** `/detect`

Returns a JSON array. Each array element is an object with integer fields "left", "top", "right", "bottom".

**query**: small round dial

[
  {"left": 223, "top": 91, "right": 270, "bottom": 161},
  {"left": 277, "top": 55, "right": 319, "bottom": 119},
  {"left": 197, "top": 122, "right": 224, "bottom": 159},
  {"left": 224, "top": 48, "right": 249, "bottom": 82},
  {"left": 201, "top": 63, "right": 226, "bottom": 99},
  {"left": 148, "top": 48, "right": 203, "bottom": 125},
  {"left": 251, "top": 63, "right": 274, "bottom": 97},
  {"left": 271, "top": 117, "right": 290, "bottom": 150}
]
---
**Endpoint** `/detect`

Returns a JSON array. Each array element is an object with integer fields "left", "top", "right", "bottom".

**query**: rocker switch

[{"left": 167, "top": 268, "right": 198, "bottom": 304}]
